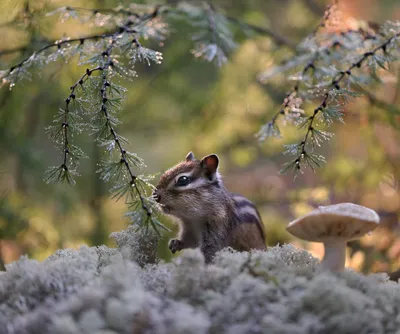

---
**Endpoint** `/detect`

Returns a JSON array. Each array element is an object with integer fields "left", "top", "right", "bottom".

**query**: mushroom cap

[{"left": 286, "top": 203, "right": 380, "bottom": 242}]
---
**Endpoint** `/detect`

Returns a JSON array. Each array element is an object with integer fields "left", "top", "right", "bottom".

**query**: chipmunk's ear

[
  {"left": 185, "top": 151, "right": 195, "bottom": 162},
  {"left": 200, "top": 154, "right": 219, "bottom": 179}
]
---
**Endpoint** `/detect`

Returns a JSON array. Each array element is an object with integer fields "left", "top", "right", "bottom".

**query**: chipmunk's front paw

[{"left": 168, "top": 239, "right": 184, "bottom": 254}]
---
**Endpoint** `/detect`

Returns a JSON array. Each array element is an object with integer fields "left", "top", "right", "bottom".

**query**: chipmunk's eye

[{"left": 176, "top": 175, "right": 191, "bottom": 187}]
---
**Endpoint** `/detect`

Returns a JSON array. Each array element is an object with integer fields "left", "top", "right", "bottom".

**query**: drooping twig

[
  {"left": 259, "top": 11, "right": 399, "bottom": 171},
  {"left": 99, "top": 71, "right": 152, "bottom": 218},
  {"left": 309, "top": 0, "right": 338, "bottom": 37},
  {"left": 40, "top": 4, "right": 166, "bottom": 230},
  {"left": 261, "top": 0, "right": 342, "bottom": 138},
  {"left": 62, "top": 66, "right": 103, "bottom": 169},
  {"left": 291, "top": 31, "right": 400, "bottom": 172},
  {"left": 97, "top": 34, "right": 153, "bottom": 218},
  {"left": 263, "top": 39, "right": 341, "bottom": 138},
  {"left": 331, "top": 31, "right": 400, "bottom": 87}
]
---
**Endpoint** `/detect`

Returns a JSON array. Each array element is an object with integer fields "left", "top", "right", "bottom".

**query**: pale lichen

[{"left": 1, "top": 244, "right": 399, "bottom": 334}]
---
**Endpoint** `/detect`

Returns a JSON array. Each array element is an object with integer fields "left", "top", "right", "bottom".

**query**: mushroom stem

[{"left": 321, "top": 239, "right": 347, "bottom": 271}]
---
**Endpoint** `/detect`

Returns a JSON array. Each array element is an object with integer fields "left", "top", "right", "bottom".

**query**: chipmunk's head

[{"left": 154, "top": 152, "right": 225, "bottom": 220}]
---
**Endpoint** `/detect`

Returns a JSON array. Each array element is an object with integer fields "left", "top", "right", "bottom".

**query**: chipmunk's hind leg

[{"left": 230, "top": 222, "right": 266, "bottom": 251}]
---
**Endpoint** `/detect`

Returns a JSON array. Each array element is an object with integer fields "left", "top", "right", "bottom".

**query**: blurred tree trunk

[
  {"left": 15, "top": 93, "right": 40, "bottom": 193},
  {"left": 89, "top": 142, "right": 108, "bottom": 245}
]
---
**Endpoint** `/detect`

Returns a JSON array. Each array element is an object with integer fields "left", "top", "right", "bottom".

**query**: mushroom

[{"left": 286, "top": 203, "right": 380, "bottom": 271}]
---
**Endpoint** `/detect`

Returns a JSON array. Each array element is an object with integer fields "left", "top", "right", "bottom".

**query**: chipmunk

[
  {"left": 388, "top": 269, "right": 400, "bottom": 282},
  {"left": 153, "top": 152, "right": 266, "bottom": 263}
]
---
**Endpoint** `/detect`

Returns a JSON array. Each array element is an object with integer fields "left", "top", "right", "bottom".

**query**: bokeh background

[{"left": 0, "top": 0, "right": 399, "bottom": 274}]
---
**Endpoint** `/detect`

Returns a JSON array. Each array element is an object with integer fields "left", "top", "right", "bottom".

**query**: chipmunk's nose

[{"left": 153, "top": 189, "right": 161, "bottom": 203}]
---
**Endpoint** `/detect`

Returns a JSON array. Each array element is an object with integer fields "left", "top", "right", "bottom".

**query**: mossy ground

[{"left": 1, "top": 227, "right": 399, "bottom": 334}]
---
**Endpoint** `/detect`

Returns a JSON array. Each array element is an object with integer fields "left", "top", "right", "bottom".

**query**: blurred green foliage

[{"left": 0, "top": 0, "right": 399, "bottom": 274}]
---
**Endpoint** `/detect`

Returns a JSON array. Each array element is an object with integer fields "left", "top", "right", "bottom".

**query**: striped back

[{"left": 231, "top": 193, "right": 265, "bottom": 241}]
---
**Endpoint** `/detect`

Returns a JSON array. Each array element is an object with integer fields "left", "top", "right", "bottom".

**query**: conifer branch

[
  {"left": 62, "top": 6, "right": 140, "bottom": 18},
  {"left": 90, "top": 22, "right": 164, "bottom": 230},
  {"left": 0, "top": 2, "right": 295, "bottom": 71},
  {"left": 63, "top": 67, "right": 104, "bottom": 167},
  {"left": 263, "top": 24, "right": 382, "bottom": 136},
  {"left": 44, "top": 66, "right": 104, "bottom": 185},
  {"left": 285, "top": 29, "right": 400, "bottom": 174},
  {"left": 97, "top": 35, "right": 153, "bottom": 219},
  {"left": 258, "top": 0, "right": 380, "bottom": 141},
  {"left": 259, "top": 38, "right": 342, "bottom": 140},
  {"left": 205, "top": 3, "right": 218, "bottom": 47},
  {"left": 190, "top": 2, "right": 233, "bottom": 66},
  {"left": 99, "top": 71, "right": 152, "bottom": 219},
  {"left": 310, "top": 0, "right": 338, "bottom": 37},
  {"left": 0, "top": 7, "right": 162, "bottom": 86},
  {"left": 67, "top": 2, "right": 296, "bottom": 48},
  {"left": 0, "top": 35, "right": 112, "bottom": 83},
  {"left": 258, "top": 3, "right": 400, "bottom": 175},
  {"left": 35, "top": 3, "right": 167, "bottom": 231},
  {"left": 331, "top": 31, "right": 400, "bottom": 88}
]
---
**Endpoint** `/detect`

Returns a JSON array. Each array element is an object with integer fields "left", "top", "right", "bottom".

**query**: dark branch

[
  {"left": 331, "top": 31, "right": 400, "bottom": 86},
  {"left": 266, "top": 40, "right": 338, "bottom": 133},
  {"left": 0, "top": 7, "right": 163, "bottom": 83},
  {"left": 63, "top": 5, "right": 140, "bottom": 18},
  {"left": 265, "top": 22, "right": 399, "bottom": 144},
  {"left": 98, "top": 45, "right": 153, "bottom": 219},
  {"left": 225, "top": 15, "right": 296, "bottom": 48},
  {"left": 0, "top": 33, "right": 115, "bottom": 82},
  {"left": 62, "top": 66, "right": 104, "bottom": 169},
  {"left": 309, "top": 0, "right": 338, "bottom": 37}
]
